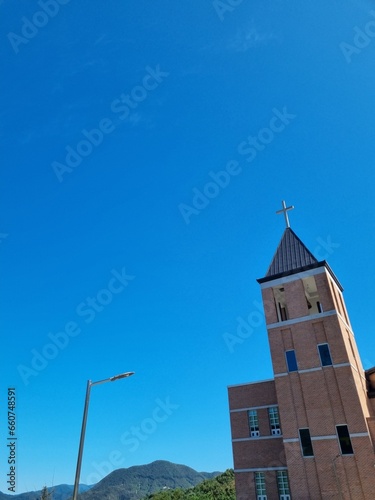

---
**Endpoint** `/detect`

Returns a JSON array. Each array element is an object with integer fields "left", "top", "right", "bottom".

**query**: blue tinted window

[
  {"left": 285, "top": 350, "right": 298, "bottom": 372},
  {"left": 318, "top": 344, "right": 333, "bottom": 366}
]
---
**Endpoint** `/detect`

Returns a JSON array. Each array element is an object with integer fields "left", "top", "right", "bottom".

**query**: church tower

[{"left": 228, "top": 202, "right": 375, "bottom": 499}]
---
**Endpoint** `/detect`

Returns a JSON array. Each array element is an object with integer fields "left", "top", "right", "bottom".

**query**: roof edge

[{"left": 257, "top": 260, "right": 344, "bottom": 291}]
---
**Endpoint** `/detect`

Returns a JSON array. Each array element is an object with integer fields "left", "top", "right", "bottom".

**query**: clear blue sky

[{"left": 1, "top": 0, "right": 375, "bottom": 493}]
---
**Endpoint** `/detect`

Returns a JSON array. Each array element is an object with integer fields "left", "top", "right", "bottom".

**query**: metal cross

[{"left": 276, "top": 200, "right": 294, "bottom": 228}]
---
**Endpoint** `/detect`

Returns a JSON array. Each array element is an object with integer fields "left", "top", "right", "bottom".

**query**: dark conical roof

[
  {"left": 265, "top": 228, "right": 318, "bottom": 277},
  {"left": 257, "top": 226, "right": 343, "bottom": 290}
]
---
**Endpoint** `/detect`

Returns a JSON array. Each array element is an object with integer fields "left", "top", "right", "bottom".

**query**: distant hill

[
  {"left": 0, "top": 461, "right": 221, "bottom": 500},
  {"left": 144, "top": 468, "right": 235, "bottom": 500},
  {"left": 0, "top": 484, "right": 91, "bottom": 500},
  {"left": 77, "top": 460, "right": 221, "bottom": 500}
]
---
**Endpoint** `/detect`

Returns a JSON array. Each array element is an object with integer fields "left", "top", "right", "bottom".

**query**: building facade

[{"left": 228, "top": 213, "right": 375, "bottom": 499}]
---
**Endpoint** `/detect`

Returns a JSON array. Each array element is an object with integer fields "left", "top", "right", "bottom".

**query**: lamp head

[{"left": 110, "top": 371, "right": 135, "bottom": 382}]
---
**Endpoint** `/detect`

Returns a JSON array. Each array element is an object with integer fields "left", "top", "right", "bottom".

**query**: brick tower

[{"left": 228, "top": 201, "right": 375, "bottom": 499}]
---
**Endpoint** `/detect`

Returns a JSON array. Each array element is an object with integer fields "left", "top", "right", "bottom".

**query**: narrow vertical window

[
  {"left": 285, "top": 350, "right": 298, "bottom": 372},
  {"left": 318, "top": 343, "right": 333, "bottom": 366},
  {"left": 255, "top": 472, "right": 267, "bottom": 500},
  {"left": 277, "top": 471, "right": 291, "bottom": 499},
  {"left": 299, "top": 428, "right": 314, "bottom": 457},
  {"left": 336, "top": 425, "right": 354, "bottom": 455},
  {"left": 248, "top": 410, "right": 260, "bottom": 437},
  {"left": 268, "top": 407, "right": 281, "bottom": 435},
  {"left": 331, "top": 282, "right": 341, "bottom": 315},
  {"left": 338, "top": 292, "right": 349, "bottom": 324}
]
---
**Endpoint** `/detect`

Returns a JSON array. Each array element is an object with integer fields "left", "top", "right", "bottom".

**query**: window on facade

[
  {"left": 338, "top": 292, "right": 349, "bottom": 324},
  {"left": 331, "top": 279, "right": 349, "bottom": 323},
  {"left": 248, "top": 410, "right": 260, "bottom": 437},
  {"left": 273, "top": 287, "right": 288, "bottom": 321},
  {"left": 285, "top": 350, "right": 298, "bottom": 372},
  {"left": 302, "top": 276, "right": 322, "bottom": 315},
  {"left": 268, "top": 407, "right": 281, "bottom": 435},
  {"left": 255, "top": 472, "right": 267, "bottom": 499},
  {"left": 336, "top": 425, "right": 354, "bottom": 455},
  {"left": 331, "top": 281, "right": 341, "bottom": 314},
  {"left": 318, "top": 343, "right": 333, "bottom": 366},
  {"left": 277, "top": 471, "right": 291, "bottom": 499},
  {"left": 299, "top": 428, "right": 314, "bottom": 457},
  {"left": 347, "top": 333, "right": 361, "bottom": 374}
]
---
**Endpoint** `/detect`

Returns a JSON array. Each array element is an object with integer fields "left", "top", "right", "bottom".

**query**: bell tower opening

[
  {"left": 273, "top": 287, "right": 289, "bottom": 321},
  {"left": 302, "top": 276, "right": 322, "bottom": 315}
]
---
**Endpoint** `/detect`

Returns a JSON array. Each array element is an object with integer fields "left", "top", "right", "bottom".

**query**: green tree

[
  {"left": 145, "top": 469, "right": 235, "bottom": 500},
  {"left": 40, "top": 486, "right": 52, "bottom": 500}
]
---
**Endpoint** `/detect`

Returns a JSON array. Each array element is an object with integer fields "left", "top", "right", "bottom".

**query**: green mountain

[
  {"left": 0, "top": 461, "right": 223, "bottom": 500},
  {"left": 144, "top": 469, "right": 235, "bottom": 500},
  {"left": 78, "top": 461, "right": 221, "bottom": 500},
  {"left": 0, "top": 484, "right": 91, "bottom": 500}
]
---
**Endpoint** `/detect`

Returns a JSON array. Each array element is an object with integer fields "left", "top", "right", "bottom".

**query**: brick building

[{"left": 228, "top": 203, "right": 375, "bottom": 499}]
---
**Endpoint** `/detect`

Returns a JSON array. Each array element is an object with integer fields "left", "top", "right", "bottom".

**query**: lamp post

[{"left": 72, "top": 371, "right": 135, "bottom": 500}]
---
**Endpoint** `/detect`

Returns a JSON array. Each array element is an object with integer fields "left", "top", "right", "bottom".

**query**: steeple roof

[
  {"left": 257, "top": 202, "right": 343, "bottom": 289},
  {"left": 266, "top": 228, "right": 318, "bottom": 277},
  {"left": 257, "top": 227, "right": 326, "bottom": 285},
  {"left": 257, "top": 227, "right": 343, "bottom": 290}
]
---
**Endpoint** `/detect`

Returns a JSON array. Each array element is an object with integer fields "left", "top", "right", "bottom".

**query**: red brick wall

[
  {"left": 228, "top": 380, "right": 277, "bottom": 411},
  {"left": 230, "top": 265, "right": 375, "bottom": 499},
  {"left": 231, "top": 438, "right": 285, "bottom": 470}
]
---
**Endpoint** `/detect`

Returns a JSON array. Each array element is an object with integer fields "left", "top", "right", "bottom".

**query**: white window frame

[
  {"left": 268, "top": 407, "right": 281, "bottom": 436},
  {"left": 255, "top": 472, "right": 267, "bottom": 499},
  {"left": 248, "top": 409, "right": 260, "bottom": 437}
]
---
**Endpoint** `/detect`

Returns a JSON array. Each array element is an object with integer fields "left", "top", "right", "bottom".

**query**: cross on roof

[{"left": 276, "top": 200, "right": 294, "bottom": 228}]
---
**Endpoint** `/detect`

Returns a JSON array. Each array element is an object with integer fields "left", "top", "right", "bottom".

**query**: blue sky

[{"left": 1, "top": 0, "right": 375, "bottom": 493}]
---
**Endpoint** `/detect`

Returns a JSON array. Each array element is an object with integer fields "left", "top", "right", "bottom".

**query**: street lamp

[{"left": 72, "top": 371, "right": 135, "bottom": 500}]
